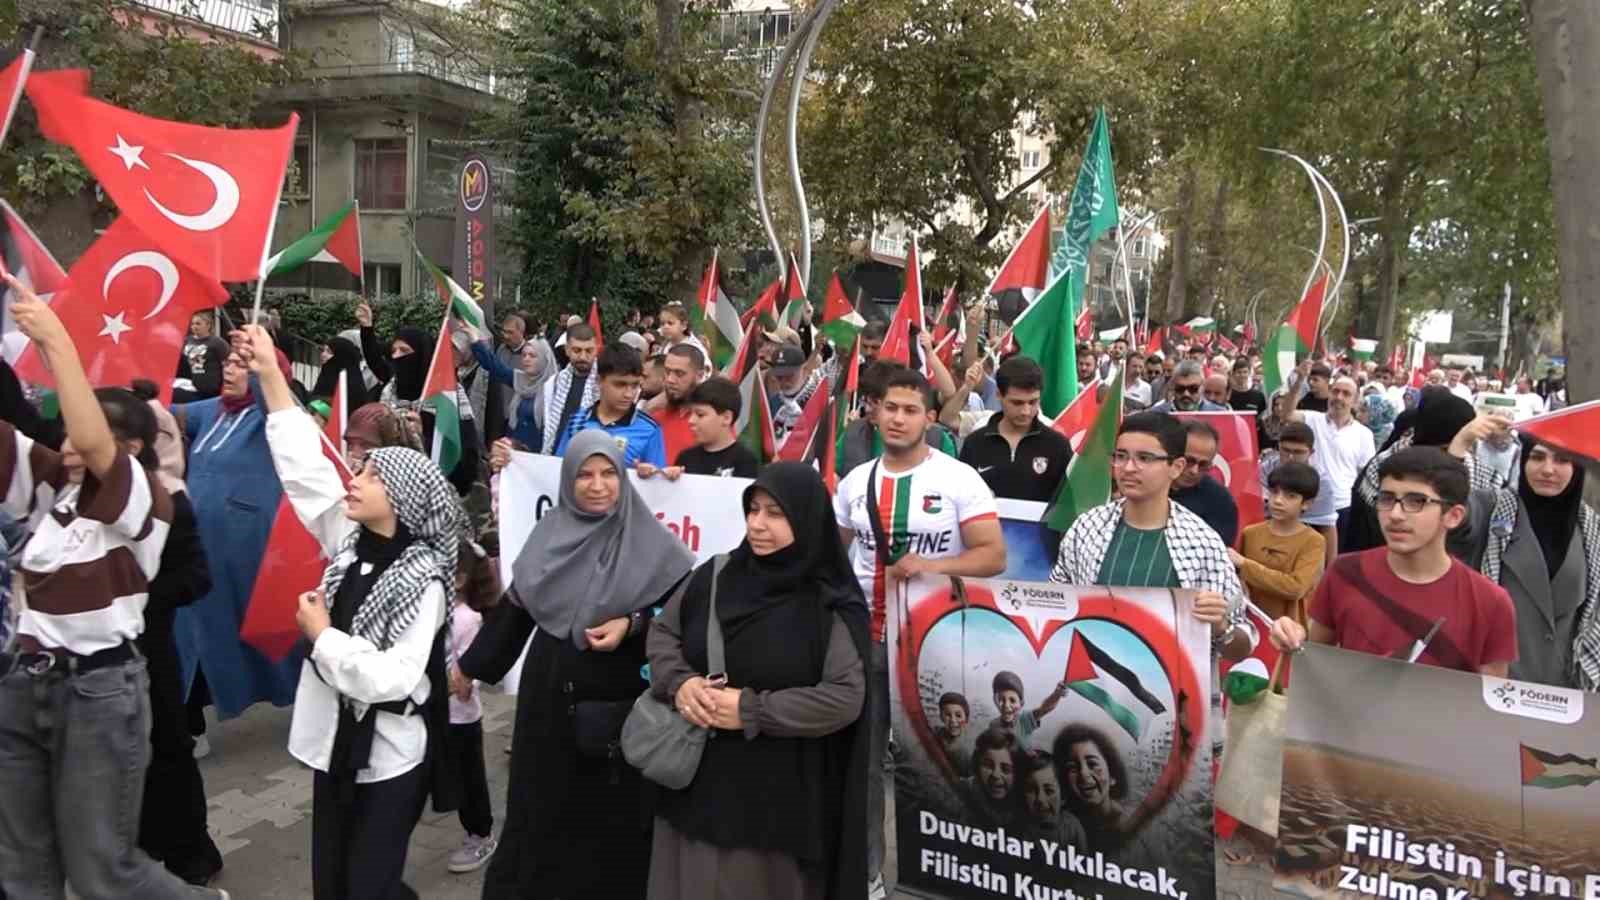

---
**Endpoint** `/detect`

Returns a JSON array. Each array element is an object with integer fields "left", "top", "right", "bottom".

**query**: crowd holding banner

[{"left": 2, "top": 51, "right": 1600, "bottom": 900}]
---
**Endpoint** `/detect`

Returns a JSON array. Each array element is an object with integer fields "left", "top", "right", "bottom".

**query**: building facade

[{"left": 261, "top": 0, "right": 520, "bottom": 303}]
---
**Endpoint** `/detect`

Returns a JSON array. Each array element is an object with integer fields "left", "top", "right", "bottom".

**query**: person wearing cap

[{"left": 767, "top": 343, "right": 811, "bottom": 442}]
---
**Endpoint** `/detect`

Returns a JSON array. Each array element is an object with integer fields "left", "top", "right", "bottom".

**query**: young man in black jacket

[{"left": 958, "top": 355, "right": 1073, "bottom": 502}]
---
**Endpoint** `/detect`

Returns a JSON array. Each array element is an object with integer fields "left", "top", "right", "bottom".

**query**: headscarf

[
  {"left": 1518, "top": 434, "right": 1585, "bottom": 579},
  {"left": 718, "top": 462, "right": 867, "bottom": 630},
  {"left": 511, "top": 338, "right": 557, "bottom": 430},
  {"left": 346, "top": 402, "right": 421, "bottom": 452},
  {"left": 318, "top": 446, "right": 467, "bottom": 659},
  {"left": 1408, "top": 386, "right": 1475, "bottom": 448},
  {"left": 390, "top": 326, "right": 431, "bottom": 401},
  {"left": 312, "top": 337, "right": 370, "bottom": 418},
  {"left": 509, "top": 430, "right": 694, "bottom": 648},
  {"left": 147, "top": 398, "right": 186, "bottom": 495},
  {"left": 221, "top": 348, "right": 291, "bottom": 415}
]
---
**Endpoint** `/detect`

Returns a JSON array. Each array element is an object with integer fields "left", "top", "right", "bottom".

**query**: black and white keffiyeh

[
  {"left": 320, "top": 446, "right": 468, "bottom": 653},
  {"left": 1480, "top": 488, "right": 1600, "bottom": 691},
  {"left": 541, "top": 365, "right": 599, "bottom": 453}
]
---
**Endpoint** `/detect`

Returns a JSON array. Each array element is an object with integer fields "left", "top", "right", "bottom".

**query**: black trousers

[
  {"left": 138, "top": 611, "right": 223, "bottom": 884},
  {"left": 311, "top": 764, "right": 426, "bottom": 900},
  {"left": 449, "top": 721, "right": 494, "bottom": 838}
]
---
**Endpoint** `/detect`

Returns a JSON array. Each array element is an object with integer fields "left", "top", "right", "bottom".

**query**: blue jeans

[{"left": 0, "top": 657, "right": 223, "bottom": 900}]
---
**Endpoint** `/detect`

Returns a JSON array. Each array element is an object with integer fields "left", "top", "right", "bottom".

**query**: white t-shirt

[
  {"left": 834, "top": 450, "right": 998, "bottom": 641},
  {"left": 1514, "top": 391, "right": 1545, "bottom": 421},
  {"left": 1448, "top": 382, "right": 1473, "bottom": 402},
  {"left": 1301, "top": 411, "right": 1376, "bottom": 511}
]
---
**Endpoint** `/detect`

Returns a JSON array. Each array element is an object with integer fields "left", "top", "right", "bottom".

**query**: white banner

[{"left": 498, "top": 450, "right": 753, "bottom": 588}]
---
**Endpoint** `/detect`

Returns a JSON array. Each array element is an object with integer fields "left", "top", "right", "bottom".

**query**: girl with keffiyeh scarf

[{"left": 244, "top": 326, "right": 470, "bottom": 900}]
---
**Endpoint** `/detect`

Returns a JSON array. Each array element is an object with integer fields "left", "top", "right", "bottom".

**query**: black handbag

[{"left": 621, "top": 555, "right": 726, "bottom": 789}]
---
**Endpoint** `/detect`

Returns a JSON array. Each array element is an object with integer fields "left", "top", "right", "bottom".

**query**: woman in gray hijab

[
  {"left": 460, "top": 430, "right": 695, "bottom": 899},
  {"left": 470, "top": 335, "right": 555, "bottom": 451}
]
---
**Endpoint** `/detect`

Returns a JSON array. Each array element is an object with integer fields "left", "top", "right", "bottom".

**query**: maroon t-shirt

[{"left": 1308, "top": 548, "right": 1517, "bottom": 673}]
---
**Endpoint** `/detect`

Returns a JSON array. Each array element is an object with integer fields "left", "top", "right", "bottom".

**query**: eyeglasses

[
  {"left": 1184, "top": 455, "right": 1214, "bottom": 472},
  {"left": 1172, "top": 383, "right": 1201, "bottom": 395},
  {"left": 1375, "top": 491, "right": 1449, "bottom": 513},
  {"left": 1112, "top": 450, "right": 1173, "bottom": 469}
]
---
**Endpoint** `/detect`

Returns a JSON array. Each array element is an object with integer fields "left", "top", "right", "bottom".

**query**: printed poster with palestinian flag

[
  {"left": 889, "top": 574, "right": 1216, "bottom": 900},
  {"left": 1216, "top": 644, "right": 1600, "bottom": 900}
]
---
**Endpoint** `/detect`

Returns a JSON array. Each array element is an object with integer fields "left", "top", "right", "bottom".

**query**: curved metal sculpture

[
  {"left": 1115, "top": 207, "right": 1167, "bottom": 336},
  {"left": 753, "top": 0, "right": 840, "bottom": 293},
  {"left": 1261, "top": 148, "right": 1329, "bottom": 322},
  {"left": 1261, "top": 148, "right": 1352, "bottom": 350}
]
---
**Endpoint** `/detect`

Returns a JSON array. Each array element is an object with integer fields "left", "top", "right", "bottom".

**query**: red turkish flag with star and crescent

[
  {"left": 13, "top": 217, "right": 227, "bottom": 404},
  {"left": 26, "top": 71, "right": 297, "bottom": 284},
  {"left": 1172, "top": 409, "right": 1265, "bottom": 537}
]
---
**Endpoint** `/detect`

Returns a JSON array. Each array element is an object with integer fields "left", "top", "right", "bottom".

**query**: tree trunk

[
  {"left": 1525, "top": 0, "right": 1600, "bottom": 404},
  {"left": 1374, "top": 226, "right": 1402, "bottom": 359},
  {"left": 1194, "top": 174, "right": 1231, "bottom": 317},
  {"left": 1164, "top": 165, "right": 1197, "bottom": 326},
  {"left": 656, "top": 0, "right": 705, "bottom": 301}
]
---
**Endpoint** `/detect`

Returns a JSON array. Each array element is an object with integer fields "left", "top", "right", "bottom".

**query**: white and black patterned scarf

[
  {"left": 319, "top": 447, "right": 468, "bottom": 657},
  {"left": 541, "top": 365, "right": 598, "bottom": 453}
]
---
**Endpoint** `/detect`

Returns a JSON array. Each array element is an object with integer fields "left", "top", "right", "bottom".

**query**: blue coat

[{"left": 173, "top": 396, "right": 304, "bottom": 717}]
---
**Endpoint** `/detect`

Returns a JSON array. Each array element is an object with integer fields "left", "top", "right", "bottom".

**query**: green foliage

[
  {"left": 266, "top": 293, "right": 444, "bottom": 347},
  {"left": 497, "top": 0, "right": 759, "bottom": 331}
]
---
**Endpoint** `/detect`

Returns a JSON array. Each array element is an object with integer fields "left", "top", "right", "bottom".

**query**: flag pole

[{"left": 250, "top": 112, "right": 300, "bottom": 326}]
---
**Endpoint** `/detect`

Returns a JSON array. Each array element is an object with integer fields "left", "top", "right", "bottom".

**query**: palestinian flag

[
  {"left": 421, "top": 317, "right": 463, "bottom": 475},
  {"left": 693, "top": 251, "right": 742, "bottom": 369},
  {"left": 1222, "top": 657, "right": 1271, "bottom": 705},
  {"left": 1517, "top": 400, "right": 1600, "bottom": 463},
  {"left": 1045, "top": 367, "right": 1122, "bottom": 533},
  {"left": 1216, "top": 333, "right": 1239, "bottom": 356},
  {"left": 1049, "top": 377, "right": 1104, "bottom": 454},
  {"left": 416, "top": 248, "right": 484, "bottom": 333},
  {"left": 588, "top": 298, "right": 604, "bottom": 349},
  {"left": 1349, "top": 337, "right": 1378, "bottom": 362},
  {"left": 1263, "top": 273, "right": 1328, "bottom": 398},
  {"left": 1062, "top": 629, "right": 1167, "bottom": 741},
  {"left": 268, "top": 200, "right": 362, "bottom": 280},
  {"left": 777, "top": 376, "right": 831, "bottom": 463},
  {"left": 780, "top": 252, "right": 808, "bottom": 328},
  {"left": 879, "top": 235, "right": 927, "bottom": 374},
  {"left": 1520, "top": 745, "right": 1600, "bottom": 790},
  {"left": 727, "top": 316, "right": 762, "bottom": 383},
  {"left": 1098, "top": 326, "right": 1127, "bottom": 343},
  {"left": 987, "top": 203, "right": 1051, "bottom": 324},
  {"left": 1185, "top": 316, "right": 1216, "bottom": 335},
  {"left": 817, "top": 271, "right": 865, "bottom": 350},
  {"left": 1142, "top": 326, "right": 1165, "bottom": 357},
  {"left": 931, "top": 287, "right": 964, "bottom": 368},
  {"left": 735, "top": 363, "right": 777, "bottom": 464},
  {"left": 743, "top": 279, "right": 780, "bottom": 332},
  {"left": 819, "top": 337, "right": 860, "bottom": 492}
]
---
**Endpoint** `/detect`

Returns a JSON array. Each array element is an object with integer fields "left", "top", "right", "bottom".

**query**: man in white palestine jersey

[{"left": 834, "top": 366, "right": 1005, "bottom": 900}]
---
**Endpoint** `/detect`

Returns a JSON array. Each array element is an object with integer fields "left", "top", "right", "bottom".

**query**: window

[
  {"left": 1021, "top": 149, "right": 1042, "bottom": 169},
  {"left": 355, "top": 139, "right": 408, "bottom": 210},
  {"left": 283, "top": 140, "right": 311, "bottom": 201},
  {"left": 363, "top": 262, "right": 402, "bottom": 298},
  {"left": 1132, "top": 237, "right": 1148, "bottom": 259}
]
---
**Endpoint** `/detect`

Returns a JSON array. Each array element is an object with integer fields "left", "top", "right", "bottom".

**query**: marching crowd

[{"left": 0, "top": 274, "right": 1594, "bottom": 900}]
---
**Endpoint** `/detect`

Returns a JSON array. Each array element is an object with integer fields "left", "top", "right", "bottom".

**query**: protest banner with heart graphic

[{"left": 888, "top": 574, "right": 1216, "bottom": 900}]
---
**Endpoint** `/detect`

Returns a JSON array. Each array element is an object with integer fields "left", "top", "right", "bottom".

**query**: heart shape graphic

[{"left": 892, "top": 578, "right": 1208, "bottom": 828}]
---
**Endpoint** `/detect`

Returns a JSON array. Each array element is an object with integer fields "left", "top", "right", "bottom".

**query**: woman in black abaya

[
  {"left": 646, "top": 463, "right": 870, "bottom": 900},
  {"left": 459, "top": 431, "right": 694, "bottom": 899}
]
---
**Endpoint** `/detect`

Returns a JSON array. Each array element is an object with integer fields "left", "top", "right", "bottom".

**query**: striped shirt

[{"left": 0, "top": 420, "right": 173, "bottom": 654}]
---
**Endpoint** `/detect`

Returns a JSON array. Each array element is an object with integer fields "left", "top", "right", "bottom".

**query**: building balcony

[{"left": 133, "top": 0, "right": 280, "bottom": 45}]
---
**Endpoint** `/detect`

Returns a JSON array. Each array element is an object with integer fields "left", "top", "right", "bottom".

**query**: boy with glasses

[
  {"left": 1270, "top": 446, "right": 1516, "bottom": 675},
  {"left": 1261, "top": 422, "right": 1339, "bottom": 567}
]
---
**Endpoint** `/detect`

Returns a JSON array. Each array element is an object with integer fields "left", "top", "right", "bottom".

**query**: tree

[
  {"left": 1525, "top": 1, "right": 1600, "bottom": 399},
  {"left": 1, "top": 0, "right": 296, "bottom": 257},
  {"left": 500, "top": 0, "right": 759, "bottom": 330}
]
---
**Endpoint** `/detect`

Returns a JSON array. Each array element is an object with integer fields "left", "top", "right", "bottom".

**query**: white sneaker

[
  {"left": 448, "top": 834, "right": 497, "bottom": 873},
  {"left": 868, "top": 873, "right": 887, "bottom": 900},
  {"left": 193, "top": 735, "right": 211, "bottom": 760}
]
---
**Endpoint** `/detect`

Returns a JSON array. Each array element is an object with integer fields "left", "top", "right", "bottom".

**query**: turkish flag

[
  {"left": 1172, "top": 410, "right": 1265, "bottom": 536},
  {"left": 242, "top": 383, "right": 352, "bottom": 661},
  {"left": 13, "top": 217, "right": 226, "bottom": 404},
  {"left": 0, "top": 49, "right": 35, "bottom": 151},
  {"left": 26, "top": 72, "right": 297, "bottom": 284}
]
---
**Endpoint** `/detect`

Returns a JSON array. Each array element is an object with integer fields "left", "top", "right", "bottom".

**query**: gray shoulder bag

[{"left": 621, "top": 554, "right": 726, "bottom": 790}]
